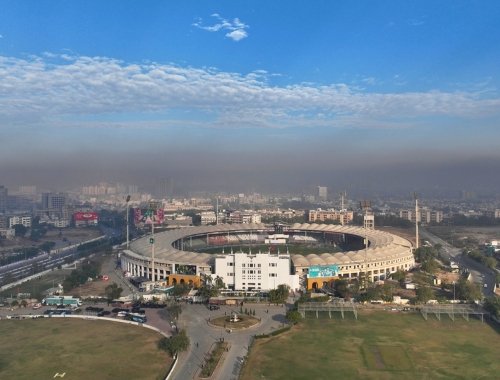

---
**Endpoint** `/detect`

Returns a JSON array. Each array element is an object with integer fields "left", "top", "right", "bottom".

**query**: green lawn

[
  {"left": 200, "top": 244, "right": 342, "bottom": 255},
  {"left": 240, "top": 311, "right": 500, "bottom": 380},
  {"left": 0, "top": 318, "right": 172, "bottom": 380}
]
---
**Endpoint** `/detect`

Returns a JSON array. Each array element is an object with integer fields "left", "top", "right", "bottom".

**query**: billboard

[
  {"left": 133, "top": 208, "right": 165, "bottom": 225},
  {"left": 308, "top": 265, "right": 340, "bottom": 278},
  {"left": 73, "top": 212, "right": 99, "bottom": 221}
]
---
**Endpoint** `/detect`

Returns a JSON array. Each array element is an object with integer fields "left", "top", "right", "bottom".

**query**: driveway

[{"left": 171, "top": 302, "right": 289, "bottom": 380}]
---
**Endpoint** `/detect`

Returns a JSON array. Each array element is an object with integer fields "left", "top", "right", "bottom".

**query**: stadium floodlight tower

[
  {"left": 125, "top": 195, "right": 131, "bottom": 249},
  {"left": 144, "top": 205, "right": 157, "bottom": 282},
  {"left": 359, "top": 200, "right": 372, "bottom": 286},
  {"left": 413, "top": 192, "right": 419, "bottom": 250}
]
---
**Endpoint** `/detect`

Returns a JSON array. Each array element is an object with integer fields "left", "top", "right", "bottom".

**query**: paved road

[
  {"left": 420, "top": 228, "right": 497, "bottom": 297},
  {"left": 171, "top": 302, "right": 289, "bottom": 380}
]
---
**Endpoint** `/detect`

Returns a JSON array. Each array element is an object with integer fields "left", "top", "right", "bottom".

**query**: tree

[
  {"left": 199, "top": 284, "right": 219, "bottom": 298},
  {"left": 13, "top": 224, "right": 28, "bottom": 237},
  {"left": 333, "top": 279, "right": 350, "bottom": 299},
  {"left": 381, "top": 283, "right": 395, "bottom": 302},
  {"left": 39, "top": 241, "right": 56, "bottom": 252},
  {"left": 390, "top": 270, "right": 406, "bottom": 283},
  {"left": 269, "top": 284, "right": 289, "bottom": 304},
  {"left": 455, "top": 278, "right": 482, "bottom": 302},
  {"left": 421, "top": 258, "right": 439, "bottom": 274},
  {"left": 214, "top": 275, "right": 225, "bottom": 290},
  {"left": 365, "top": 285, "right": 383, "bottom": 301},
  {"left": 484, "top": 257, "right": 497, "bottom": 270},
  {"left": 415, "top": 286, "right": 434, "bottom": 304},
  {"left": 105, "top": 282, "right": 123, "bottom": 301},
  {"left": 483, "top": 296, "right": 500, "bottom": 318},
  {"left": 166, "top": 304, "right": 182, "bottom": 319},
  {"left": 286, "top": 310, "right": 302, "bottom": 324},
  {"left": 172, "top": 284, "right": 189, "bottom": 297},
  {"left": 158, "top": 329, "right": 190, "bottom": 357}
]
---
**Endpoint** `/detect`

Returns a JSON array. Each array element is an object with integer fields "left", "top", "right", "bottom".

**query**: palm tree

[
  {"left": 214, "top": 276, "right": 225, "bottom": 290},
  {"left": 204, "top": 274, "right": 213, "bottom": 286}
]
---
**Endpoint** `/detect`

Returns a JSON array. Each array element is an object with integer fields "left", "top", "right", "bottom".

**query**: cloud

[
  {"left": 0, "top": 53, "right": 499, "bottom": 131},
  {"left": 193, "top": 14, "right": 249, "bottom": 41},
  {"left": 226, "top": 29, "right": 247, "bottom": 41},
  {"left": 408, "top": 18, "right": 426, "bottom": 27}
]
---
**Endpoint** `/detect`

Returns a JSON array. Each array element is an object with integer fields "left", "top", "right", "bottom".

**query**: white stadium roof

[{"left": 127, "top": 223, "right": 413, "bottom": 268}]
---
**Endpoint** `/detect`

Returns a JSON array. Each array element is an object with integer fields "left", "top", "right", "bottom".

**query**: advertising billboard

[
  {"left": 308, "top": 265, "right": 340, "bottom": 278},
  {"left": 133, "top": 208, "right": 165, "bottom": 225},
  {"left": 73, "top": 212, "right": 99, "bottom": 221}
]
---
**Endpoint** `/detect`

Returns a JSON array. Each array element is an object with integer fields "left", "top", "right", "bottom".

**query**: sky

[{"left": 0, "top": 1, "right": 500, "bottom": 195}]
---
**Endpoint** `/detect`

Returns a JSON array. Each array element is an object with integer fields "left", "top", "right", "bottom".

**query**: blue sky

[{"left": 1, "top": 1, "right": 500, "bottom": 192}]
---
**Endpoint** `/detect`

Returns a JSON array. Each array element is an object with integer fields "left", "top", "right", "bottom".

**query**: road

[
  {"left": 171, "top": 302, "right": 289, "bottom": 380},
  {"left": 0, "top": 249, "right": 78, "bottom": 287},
  {"left": 420, "top": 228, "right": 497, "bottom": 297},
  {"left": 1, "top": 228, "right": 119, "bottom": 289}
]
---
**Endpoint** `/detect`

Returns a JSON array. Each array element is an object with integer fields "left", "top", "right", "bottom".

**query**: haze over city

[{"left": 1, "top": 1, "right": 500, "bottom": 195}]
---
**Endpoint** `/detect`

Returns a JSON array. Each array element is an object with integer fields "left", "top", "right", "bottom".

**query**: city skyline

[{"left": 1, "top": 1, "right": 500, "bottom": 194}]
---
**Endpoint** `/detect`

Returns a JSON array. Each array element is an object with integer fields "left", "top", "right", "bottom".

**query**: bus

[{"left": 42, "top": 296, "right": 82, "bottom": 307}]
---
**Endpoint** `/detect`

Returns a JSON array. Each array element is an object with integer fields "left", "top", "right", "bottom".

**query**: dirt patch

[
  {"left": 370, "top": 346, "right": 385, "bottom": 369},
  {"left": 75, "top": 279, "right": 109, "bottom": 298}
]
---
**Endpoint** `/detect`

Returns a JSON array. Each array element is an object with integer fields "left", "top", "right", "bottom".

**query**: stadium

[{"left": 120, "top": 223, "right": 415, "bottom": 292}]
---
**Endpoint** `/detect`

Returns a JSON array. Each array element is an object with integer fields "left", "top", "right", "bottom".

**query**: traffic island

[{"left": 198, "top": 341, "right": 230, "bottom": 379}]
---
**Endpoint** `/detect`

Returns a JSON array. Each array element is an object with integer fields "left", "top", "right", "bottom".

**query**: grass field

[
  {"left": 0, "top": 318, "right": 172, "bottom": 380},
  {"left": 240, "top": 311, "right": 500, "bottom": 380},
  {"left": 200, "top": 244, "right": 342, "bottom": 255}
]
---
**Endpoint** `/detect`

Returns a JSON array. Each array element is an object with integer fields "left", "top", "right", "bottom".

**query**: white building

[
  {"left": 40, "top": 217, "right": 70, "bottom": 228},
  {"left": 400, "top": 208, "right": 443, "bottom": 224},
  {"left": 9, "top": 215, "right": 32, "bottom": 228},
  {"left": 224, "top": 210, "right": 262, "bottom": 224},
  {"left": 317, "top": 186, "right": 328, "bottom": 201},
  {"left": 0, "top": 228, "right": 15, "bottom": 239},
  {"left": 200, "top": 211, "right": 217, "bottom": 225},
  {"left": 214, "top": 250, "right": 297, "bottom": 291}
]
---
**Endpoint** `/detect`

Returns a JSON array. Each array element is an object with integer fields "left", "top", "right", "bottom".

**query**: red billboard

[{"left": 74, "top": 212, "right": 99, "bottom": 221}]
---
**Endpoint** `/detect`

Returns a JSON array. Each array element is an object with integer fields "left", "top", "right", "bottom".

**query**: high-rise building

[
  {"left": 317, "top": 186, "right": 328, "bottom": 201},
  {"left": 42, "top": 192, "right": 66, "bottom": 210},
  {"left": 41, "top": 192, "right": 67, "bottom": 218},
  {"left": 154, "top": 178, "right": 174, "bottom": 198},
  {"left": 0, "top": 186, "right": 8, "bottom": 213}
]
